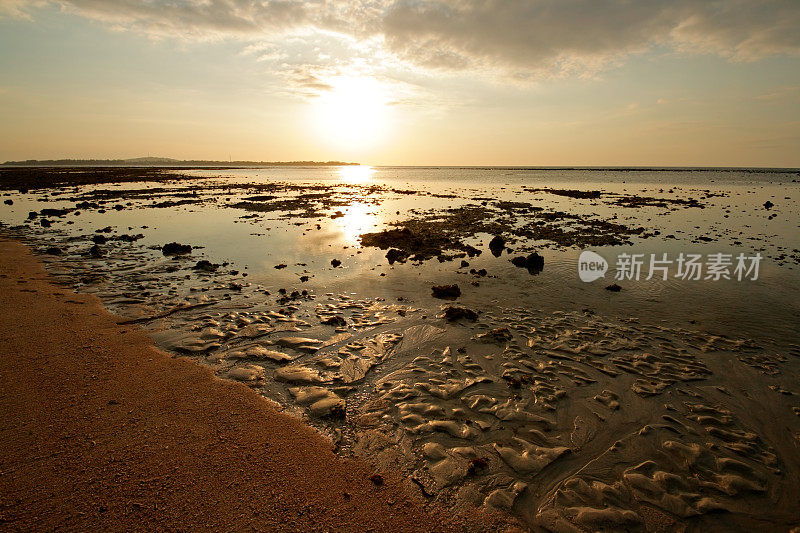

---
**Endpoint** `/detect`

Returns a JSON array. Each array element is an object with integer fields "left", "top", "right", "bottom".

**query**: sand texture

[{"left": 0, "top": 239, "right": 497, "bottom": 532}]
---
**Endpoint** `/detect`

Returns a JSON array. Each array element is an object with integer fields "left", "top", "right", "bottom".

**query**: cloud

[
  {"left": 381, "top": 0, "right": 800, "bottom": 75},
  {"left": 382, "top": 1, "right": 668, "bottom": 74},
  {"left": 755, "top": 86, "right": 800, "bottom": 102},
  {"left": 4, "top": 0, "right": 800, "bottom": 81},
  {"left": 58, "top": 0, "right": 307, "bottom": 38},
  {"left": 0, "top": 0, "right": 45, "bottom": 18},
  {"left": 669, "top": 0, "right": 800, "bottom": 61}
]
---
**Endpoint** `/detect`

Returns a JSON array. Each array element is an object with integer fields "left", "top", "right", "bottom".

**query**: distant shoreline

[
  {"left": 1, "top": 161, "right": 798, "bottom": 173},
  {"left": 0, "top": 159, "right": 359, "bottom": 167}
]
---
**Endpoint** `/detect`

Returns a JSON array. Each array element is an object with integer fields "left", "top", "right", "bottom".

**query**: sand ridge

[{"left": 0, "top": 239, "right": 501, "bottom": 531}]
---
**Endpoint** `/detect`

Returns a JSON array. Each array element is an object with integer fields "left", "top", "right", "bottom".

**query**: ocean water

[{"left": 5, "top": 166, "right": 797, "bottom": 339}]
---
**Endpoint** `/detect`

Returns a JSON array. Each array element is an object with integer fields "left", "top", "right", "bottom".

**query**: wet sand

[
  {"left": 0, "top": 239, "right": 502, "bottom": 531},
  {"left": 1, "top": 167, "right": 799, "bottom": 531}
]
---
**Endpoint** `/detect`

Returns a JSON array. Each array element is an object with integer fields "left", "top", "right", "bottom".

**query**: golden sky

[{"left": 1, "top": 0, "right": 799, "bottom": 166}]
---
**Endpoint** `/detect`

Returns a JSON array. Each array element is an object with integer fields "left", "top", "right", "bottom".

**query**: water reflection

[
  {"left": 338, "top": 165, "right": 374, "bottom": 183},
  {"left": 336, "top": 202, "right": 380, "bottom": 245}
]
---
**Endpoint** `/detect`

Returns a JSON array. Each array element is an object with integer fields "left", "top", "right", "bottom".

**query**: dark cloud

[
  {"left": 381, "top": 0, "right": 800, "bottom": 73},
  {"left": 4, "top": 0, "right": 799, "bottom": 76}
]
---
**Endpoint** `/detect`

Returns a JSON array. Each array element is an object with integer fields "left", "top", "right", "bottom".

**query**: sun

[{"left": 311, "top": 76, "right": 390, "bottom": 149}]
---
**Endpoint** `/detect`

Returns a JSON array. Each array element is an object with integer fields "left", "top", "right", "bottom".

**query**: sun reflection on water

[
  {"left": 336, "top": 201, "right": 380, "bottom": 245},
  {"left": 338, "top": 165, "right": 374, "bottom": 183}
]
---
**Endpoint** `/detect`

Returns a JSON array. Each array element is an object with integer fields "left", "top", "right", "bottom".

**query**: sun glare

[
  {"left": 312, "top": 76, "right": 390, "bottom": 149},
  {"left": 338, "top": 165, "right": 374, "bottom": 183},
  {"left": 336, "top": 202, "right": 379, "bottom": 245}
]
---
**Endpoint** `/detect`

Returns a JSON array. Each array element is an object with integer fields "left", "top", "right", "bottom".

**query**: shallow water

[{"left": 1, "top": 166, "right": 799, "bottom": 531}]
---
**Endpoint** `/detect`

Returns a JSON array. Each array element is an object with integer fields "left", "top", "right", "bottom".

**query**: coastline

[
  {"left": 0, "top": 239, "right": 499, "bottom": 531},
  {"left": 1, "top": 166, "right": 797, "bottom": 531}
]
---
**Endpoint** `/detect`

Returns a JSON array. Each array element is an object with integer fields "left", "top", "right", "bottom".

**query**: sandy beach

[{"left": 0, "top": 238, "right": 503, "bottom": 532}]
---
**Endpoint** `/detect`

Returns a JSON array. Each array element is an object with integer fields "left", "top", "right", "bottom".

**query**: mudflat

[
  {"left": 0, "top": 239, "right": 484, "bottom": 531},
  {"left": 1, "top": 167, "right": 799, "bottom": 531}
]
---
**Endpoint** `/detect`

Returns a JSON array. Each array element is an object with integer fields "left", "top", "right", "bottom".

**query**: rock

[
  {"left": 460, "top": 260, "right": 470, "bottom": 268},
  {"left": 442, "top": 306, "right": 478, "bottom": 321},
  {"left": 92, "top": 235, "right": 107, "bottom": 244},
  {"left": 511, "top": 256, "right": 527, "bottom": 267},
  {"left": 466, "top": 457, "right": 489, "bottom": 476},
  {"left": 40, "top": 219, "right": 51, "bottom": 228},
  {"left": 274, "top": 263, "right": 287, "bottom": 269},
  {"left": 764, "top": 200, "right": 774, "bottom": 209},
  {"left": 488, "top": 235, "right": 505, "bottom": 256},
  {"left": 3, "top": 199, "right": 12, "bottom": 205},
  {"left": 464, "top": 245, "right": 481, "bottom": 257},
  {"left": 193, "top": 260, "right": 219, "bottom": 272},
  {"left": 299, "top": 275, "right": 309, "bottom": 282},
  {"left": 605, "top": 283, "right": 622, "bottom": 292},
  {"left": 321, "top": 315, "right": 347, "bottom": 327},
  {"left": 88, "top": 244, "right": 104, "bottom": 258},
  {"left": 526, "top": 252, "right": 544, "bottom": 270},
  {"left": 432, "top": 284, "right": 461, "bottom": 299},
  {"left": 386, "top": 248, "right": 408, "bottom": 265},
  {"left": 331, "top": 258, "right": 342, "bottom": 267},
  {"left": 116, "top": 233, "right": 144, "bottom": 242},
  {"left": 477, "top": 327, "right": 513, "bottom": 343},
  {"left": 360, "top": 227, "right": 449, "bottom": 262},
  {"left": 511, "top": 252, "right": 544, "bottom": 272},
  {"left": 162, "top": 242, "right": 192, "bottom": 256},
  {"left": 27, "top": 211, "right": 38, "bottom": 219},
  {"left": 41, "top": 208, "right": 71, "bottom": 217},
  {"left": 369, "top": 474, "right": 384, "bottom": 486},
  {"left": 45, "top": 246, "right": 62, "bottom": 255}
]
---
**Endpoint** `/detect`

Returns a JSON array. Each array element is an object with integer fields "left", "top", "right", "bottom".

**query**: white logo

[
  {"left": 577, "top": 250, "right": 761, "bottom": 282},
  {"left": 578, "top": 251, "right": 608, "bottom": 282}
]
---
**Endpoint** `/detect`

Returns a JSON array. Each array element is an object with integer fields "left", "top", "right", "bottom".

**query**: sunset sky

[{"left": 1, "top": 1, "right": 799, "bottom": 166}]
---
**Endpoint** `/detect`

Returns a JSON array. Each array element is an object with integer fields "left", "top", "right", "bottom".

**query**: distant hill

[
  {"left": 0, "top": 158, "right": 358, "bottom": 167},
  {"left": 120, "top": 157, "right": 180, "bottom": 164}
]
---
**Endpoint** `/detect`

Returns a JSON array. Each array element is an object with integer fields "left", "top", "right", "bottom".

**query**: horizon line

[{"left": 1, "top": 160, "right": 799, "bottom": 172}]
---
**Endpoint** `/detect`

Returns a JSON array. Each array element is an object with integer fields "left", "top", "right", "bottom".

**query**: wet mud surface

[{"left": 1, "top": 167, "right": 799, "bottom": 531}]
